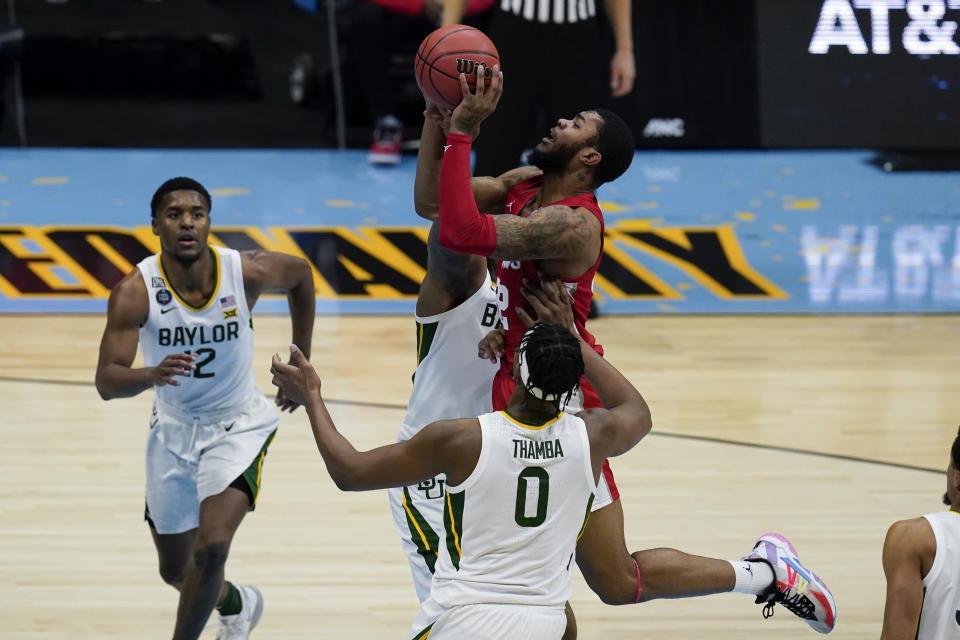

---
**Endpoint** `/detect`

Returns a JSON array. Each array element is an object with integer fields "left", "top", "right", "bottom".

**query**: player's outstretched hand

[
  {"left": 478, "top": 327, "right": 506, "bottom": 363},
  {"left": 150, "top": 352, "right": 196, "bottom": 387},
  {"left": 450, "top": 63, "right": 502, "bottom": 137},
  {"left": 517, "top": 277, "right": 575, "bottom": 329},
  {"left": 275, "top": 387, "right": 300, "bottom": 413},
  {"left": 270, "top": 344, "right": 321, "bottom": 408}
]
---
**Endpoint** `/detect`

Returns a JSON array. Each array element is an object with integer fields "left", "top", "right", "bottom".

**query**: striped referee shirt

[{"left": 500, "top": 0, "right": 596, "bottom": 23}]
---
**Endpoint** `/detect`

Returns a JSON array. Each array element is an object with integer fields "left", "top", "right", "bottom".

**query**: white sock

[{"left": 728, "top": 559, "right": 775, "bottom": 595}]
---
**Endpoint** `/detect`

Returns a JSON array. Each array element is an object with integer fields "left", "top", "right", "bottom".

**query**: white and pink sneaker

[{"left": 742, "top": 533, "right": 836, "bottom": 634}]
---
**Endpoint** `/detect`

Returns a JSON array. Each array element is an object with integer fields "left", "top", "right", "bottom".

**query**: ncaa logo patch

[
  {"left": 151, "top": 277, "right": 165, "bottom": 289},
  {"left": 156, "top": 289, "right": 172, "bottom": 305}
]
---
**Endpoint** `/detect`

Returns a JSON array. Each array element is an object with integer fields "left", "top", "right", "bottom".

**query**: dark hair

[
  {"left": 150, "top": 177, "right": 212, "bottom": 219},
  {"left": 516, "top": 323, "right": 584, "bottom": 411},
  {"left": 952, "top": 425, "right": 960, "bottom": 470},
  {"left": 589, "top": 108, "right": 635, "bottom": 186}
]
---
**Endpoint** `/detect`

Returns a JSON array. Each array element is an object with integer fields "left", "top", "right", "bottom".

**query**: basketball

[{"left": 415, "top": 24, "right": 500, "bottom": 110}]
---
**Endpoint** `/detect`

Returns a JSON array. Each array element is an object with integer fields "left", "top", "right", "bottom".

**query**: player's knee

[
  {"left": 578, "top": 556, "right": 637, "bottom": 606},
  {"left": 592, "top": 580, "right": 636, "bottom": 606},
  {"left": 158, "top": 558, "right": 187, "bottom": 588},
  {"left": 191, "top": 541, "right": 230, "bottom": 575}
]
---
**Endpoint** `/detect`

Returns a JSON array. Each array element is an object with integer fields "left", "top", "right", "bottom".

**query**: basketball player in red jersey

[{"left": 414, "top": 64, "right": 837, "bottom": 635}]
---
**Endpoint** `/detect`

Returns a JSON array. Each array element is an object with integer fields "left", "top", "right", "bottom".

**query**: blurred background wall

[{"left": 2, "top": 0, "right": 955, "bottom": 154}]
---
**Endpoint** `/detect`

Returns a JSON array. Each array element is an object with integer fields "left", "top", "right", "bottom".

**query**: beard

[
  {"left": 945, "top": 491, "right": 952, "bottom": 506},
  {"left": 529, "top": 142, "right": 579, "bottom": 175}
]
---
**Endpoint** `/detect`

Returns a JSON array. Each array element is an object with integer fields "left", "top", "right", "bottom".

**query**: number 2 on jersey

[
  {"left": 514, "top": 466, "right": 549, "bottom": 527},
  {"left": 184, "top": 348, "right": 216, "bottom": 378}
]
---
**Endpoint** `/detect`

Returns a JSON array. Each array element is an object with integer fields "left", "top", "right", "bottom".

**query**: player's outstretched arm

[
  {"left": 414, "top": 103, "right": 449, "bottom": 221},
  {"left": 242, "top": 249, "right": 315, "bottom": 411},
  {"left": 880, "top": 518, "right": 928, "bottom": 640},
  {"left": 577, "top": 341, "right": 651, "bottom": 467},
  {"left": 95, "top": 271, "right": 196, "bottom": 399},
  {"left": 515, "top": 277, "right": 650, "bottom": 461},
  {"left": 415, "top": 99, "right": 539, "bottom": 221},
  {"left": 271, "top": 346, "right": 479, "bottom": 490}
]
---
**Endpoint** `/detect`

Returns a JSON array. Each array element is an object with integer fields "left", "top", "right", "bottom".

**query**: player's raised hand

[
  {"left": 517, "top": 277, "right": 575, "bottom": 330},
  {"left": 270, "top": 344, "right": 321, "bottom": 407},
  {"left": 150, "top": 352, "right": 196, "bottom": 387},
  {"left": 450, "top": 63, "right": 502, "bottom": 137},
  {"left": 478, "top": 327, "right": 506, "bottom": 363},
  {"left": 423, "top": 99, "right": 452, "bottom": 134}
]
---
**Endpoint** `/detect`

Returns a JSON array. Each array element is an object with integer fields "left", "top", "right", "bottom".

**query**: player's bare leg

[
  {"left": 631, "top": 548, "right": 736, "bottom": 601},
  {"left": 172, "top": 486, "right": 249, "bottom": 639},
  {"left": 575, "top": 499, "right": 640, "bottom": 604},
  {"left": 561, "top": 602, "right": 576, "bottom": 640},
  {"left": 150, "top": 527, "right": 197, "bottom": 590},
  {"left": 575, "top": 499, "right": 837, "bottom": 632},
  {"left": 575, "top": 498, "right": 734, "bottom": 604}
]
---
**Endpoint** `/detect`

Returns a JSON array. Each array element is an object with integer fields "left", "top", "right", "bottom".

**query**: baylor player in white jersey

[
  {"left": 95, "top": 177, "right": 315, "bottom": 640},
  {"left": 270, "top": 290, "right": 654, "bottom": 640},
  {"left": 388, "top": 220, "right": 500, "bottom": 602},
  {"left": 881, "top": 425, "right": 960, "bottom": 640}
]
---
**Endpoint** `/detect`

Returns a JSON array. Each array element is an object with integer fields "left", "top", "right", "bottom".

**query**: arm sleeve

[
  {"left": 365, "top": 0, "right": 424, "bottom": 16},
  {"left": 464, "top": 0, "right": 494, "bottom": 15},
  {"left": 437, "top": 133, "right": 498, "bottom": 256}
]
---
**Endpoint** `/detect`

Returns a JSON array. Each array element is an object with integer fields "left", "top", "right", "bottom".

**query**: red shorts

[{"left": 491, "top": 368, "right": 619, "bottom": 502}]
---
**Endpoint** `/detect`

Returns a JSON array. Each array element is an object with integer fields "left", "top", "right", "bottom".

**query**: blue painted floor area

[{"left": 1, "top": 148, "right": 958, "bottom": 314}]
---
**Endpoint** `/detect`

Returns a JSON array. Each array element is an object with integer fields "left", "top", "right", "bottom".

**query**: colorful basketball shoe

[
  {"left": 742, "top": 533, "right": 836, "bottom": 634},
  {"left": 216, "top": 584, "right": 263, "bottom": 640}
]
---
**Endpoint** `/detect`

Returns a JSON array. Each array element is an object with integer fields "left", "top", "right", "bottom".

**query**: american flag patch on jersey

[{"left": 220, "top": 295, "right": 236, "bottom": 307}]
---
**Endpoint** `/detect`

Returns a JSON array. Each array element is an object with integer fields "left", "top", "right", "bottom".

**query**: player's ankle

[
  {"left": 728, "top": 559, "right": 775, "bottom": 595},
  {"left": 216, "top": 581, "right": 243, "bottom": 616}
]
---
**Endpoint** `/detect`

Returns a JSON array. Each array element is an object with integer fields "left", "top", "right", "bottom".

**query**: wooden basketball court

[{"left": 1, "top": 313, "right": 955, "bottom": 638}]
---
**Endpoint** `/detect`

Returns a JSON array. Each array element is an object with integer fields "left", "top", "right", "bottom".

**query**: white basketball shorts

[
  {"left": 409, "top": 598, "right": 566, "bottom": 640},
  {"left": 144, "top": 392, "right": 278, "bottom": 534},
  {"left": 389, "top": 472, "right": 448, "bottom": 603}
]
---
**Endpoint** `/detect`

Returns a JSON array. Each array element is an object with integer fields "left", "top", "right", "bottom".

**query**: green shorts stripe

[
  {"left": 411, "top": 622, "right": 435, "bottom": 640},
  {"left": 240, "top": 428, "right": 276, "bottom": 506},
  {"left": 403, "top": 486, "right": 440, "bottom": 574}
]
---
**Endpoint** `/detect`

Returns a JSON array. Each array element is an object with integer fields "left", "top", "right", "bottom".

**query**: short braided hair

[{"left": 516, "top": 323, "right": 584, "bottom": 412}]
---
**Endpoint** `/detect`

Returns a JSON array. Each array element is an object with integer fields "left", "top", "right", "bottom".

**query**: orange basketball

[{"left": 415, "top": 25, "right": 500, "bottom": 110}]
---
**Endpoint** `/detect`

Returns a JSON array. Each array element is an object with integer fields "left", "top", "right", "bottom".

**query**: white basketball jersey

[
  {"left": 430, "top": 410, "right": 596, "bottom": 608},
  {"left": 137, "top": 247, "right": 256, "bottom": 414},
  {"left": 399, "top": 280, "right": 500, "bottom": 440},
  {"left": 918, "top": 510, "right": 960, "bottom": 639}
]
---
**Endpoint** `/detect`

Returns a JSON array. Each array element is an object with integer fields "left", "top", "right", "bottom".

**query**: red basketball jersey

[{"left": 495, "top": 174, "right": 605, "bottom": 398}]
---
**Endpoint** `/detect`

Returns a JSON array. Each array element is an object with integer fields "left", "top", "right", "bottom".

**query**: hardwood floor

[{"left": 1, "top": 313, "right": 955, "bottom": 638}]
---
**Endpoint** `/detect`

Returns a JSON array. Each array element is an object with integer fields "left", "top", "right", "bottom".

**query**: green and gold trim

[
  {"left": 402, "top": 487, "right": 440, "bottom": 574},
  {"left": 241, "top": 429, "right": 276, "bottom": 506},
  {"left": 158, "top": 247, "right": 221, "bottom": 311},
  {"left": 443, "top": 491, "right": 465, "bottom": 570},
  {"left": 501, "top": 410, "right": 563, "bottom": 431},
  {"left": 576, "top": 494, "right": 595, "bottom": 543},
  {"left": 415, "top": 320, "right": 439, "bottom": 366},
  {"left": 411, "top": 622, "right": 434, "bottom": 639}
]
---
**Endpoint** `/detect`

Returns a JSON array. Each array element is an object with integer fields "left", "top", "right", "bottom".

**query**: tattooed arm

[
  {"left": 438, "top": 134, "right": 603, "bottom": 274},
  {"left": 490, "top": 205, "right": 601, "bottom": 264}
]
